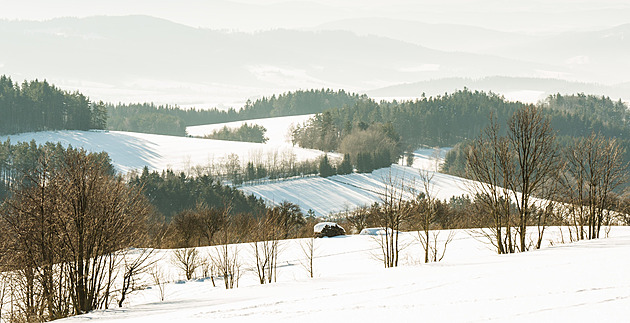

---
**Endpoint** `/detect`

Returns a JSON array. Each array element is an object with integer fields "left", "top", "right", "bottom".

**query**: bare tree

[
  {"left": 251, "top": 216, "right": 280, "bottom": 284},
  {"left": 196, "top": 204, "right": 225, "bottom": 246},
  {"left": 562, "top": 133, "right": 628, "bottom": 240},
  {"left": 344, "top": 206, "right": 375, "bottom": 233},
  {"left": 300, "top": 238, "right": 316, "bottom": 278},
  {"left": 198, "top": 254, "right": 216, "bottom": 287},
  {"left": 0, "top": 147, "right": 151, "bottom": 319},
  {"left": 118, "top": 248, "right": 158, "bottom": 307},
  {"left": 171, "top": 248, "right": 200, "bottom": 281},
  {"left": 375, "top": 171, "right": 412, "bottom": 268},
  {"left": 507, "top": 105, "right": 559, "bottom": 252},
  {"left": 149, "top": 265, "right": 168, "bottom": 302},
  {"left": 210, "top": 206, "right": 242, "bottom": 289},
  {"left": 467, "top": 107, "right": 558, "bottom": 253},
  {"left": 211, "top": 244, "right": 241, "bottom": 289},
  {"left": 0, "top": 150, "right": 66, "bottom": 320},
  {"left": 413, "top": 170, "right": 455, "bottom": 263},
  {"left": 466, "top": 117, "right": 517, "bottom": 254},
  {"left": 618, "top": 192, "right": 630, "bottom": 226},
  {"left": 56, "top": 149, "right": 152, "bottom": 313}
]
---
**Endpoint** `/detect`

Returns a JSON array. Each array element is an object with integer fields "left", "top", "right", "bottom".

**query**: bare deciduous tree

[
  {"left": 251, "top": 216, "right": 280, "bottom": 284},
  {"left": 375, "top": 171, "right": 412, "bottom": 268},
  {"left": 344, "top": 206, "right": 375, "bottom": 234},
  {"left": 210, "top": 244, "right": 241, "bottom": 289},
  {"left": 118, "top": 248, "right": 158, "bottom": 307},
  {"left": 467, "top": 117, "right": 516, "bottom": 254},
  {"left": 467, "top": 107, "right": 559, "bottom": 253},
  {"left": 150, "top": 265, "right": 168, "bottom": 302},
  {"left": 562, "top": 133, "right": 628, "bottom": 240},
  {"left": 56, "top": 149, "right": 152, "bottom": 314},
  {"left": 413, "top": 170, "right": 455, "bottom": 263},
  {"left": 507, "top": 105, "right": 559, "bottom": 252},
  {"left": 0, "top": 147, "right": 152, "bottom": 320},
  {"left": 300, "top": 237, "right": 316, "bottom": 278},
  {"left": 210, "top": 206, "right": 242, "bottom": 289},
  {"left": 171, "top": 248, "right": 200, "bottom": 281}
]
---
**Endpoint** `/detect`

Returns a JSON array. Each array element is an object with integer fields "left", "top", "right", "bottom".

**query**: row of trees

[
  {"left": 0, "top": 76, "right": 106, "bottom": 135},
  {"left": 333, "top": 105, "right": 628, "bottom": 267},
  {"left": 0, "top": 146, "right": 153, "bottom": 321},
  {"left": 290, "top": 90, "right": 630, "bottom": 177},
  {"left": 292, "top": 113, "right": 403, "bottom": 173},
  {"left": 0, "top": 140, "right": 113, "bottom": 202},
  {"left": 291, "top": 90, "right": 522, "bottom": 152},
  {"left": 202, "top": 123, "right": 268, "bottom": 143},
  {"left": 128, "top": 167, "right": 267, "bottom": 221},
  {"left": 238, "top": 89, "right": 362, "bottom": 120},
  {"left": 466, "top": 106, "right": 628, "bottom": 254},
  {"left": 174, "top": 151, "right": 321, "bottom": 186},
  {"left": 166, "top": 201, "right": 309, "bottom": 249},
  {"left": 0, "top": 140, "right": 319, "bottom": 321},
  {"left": 0, "top": 80, "right": 362, "bottom": 137},
  {"left": 444, "top": 93, "right": 630, "bottom": 177}
]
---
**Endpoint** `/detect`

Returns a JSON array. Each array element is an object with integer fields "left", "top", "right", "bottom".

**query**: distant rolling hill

[
  {"left": 0, "top": 15, "right": 573, "bottom": 108},
  {"left": 0, "top": 112, "right": 328, "bottom": 175},
  {"left": 312, "top": 17, "right": 541, "bottom": 53},
  {"left": 367, "top": 76, "right": 630, "bottom": 103}
]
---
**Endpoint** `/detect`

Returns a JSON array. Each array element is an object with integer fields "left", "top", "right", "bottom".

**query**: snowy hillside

[
  {"left": 60, "top": 227, "right": 630, "bottom": 322},
  {"left": 241, "top": 164, "right": 466, "bottom": 217},
  {"left": 186, "top": 114, "right": 315, "bottom": 146},
  {"left": 1, "top": 112, "right": 457, "bottom": 216},
  {"left": 0, "top": 129, "right": 327, "bottom": 174}
]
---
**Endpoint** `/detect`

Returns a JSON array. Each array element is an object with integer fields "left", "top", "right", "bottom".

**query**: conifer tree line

[
  {"left": 288, "top": 89, "right": 630, "bottom": 177},
  {"left": 442, "top": 93, "right": 630, "bottom": 178},
  {"left": 201, "top": 123, "right": 268, "bottom": 143},
  {"left": 0, "top": 76, "right": 361, "bottom": 137},
  {"left": 0, "top": 76, "right": 106, "bottom": 135},
  {"left": 106, "top": 89, "right": 362, "bottom": 136}
]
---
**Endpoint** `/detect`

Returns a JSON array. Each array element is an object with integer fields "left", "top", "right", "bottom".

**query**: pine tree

[
  {"left": 318, "top": 154, "right": 335, "bottom": 177},
  {"left": 337, "top": 153, "right": 353, "bottom": 175}
]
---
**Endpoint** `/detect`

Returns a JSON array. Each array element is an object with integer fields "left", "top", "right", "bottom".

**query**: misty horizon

[{"left": 1, "top": 1, "right": 629, "bottom": 109}]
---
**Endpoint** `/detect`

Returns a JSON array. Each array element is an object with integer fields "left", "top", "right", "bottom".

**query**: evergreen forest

[
  {"left": 0, "top": 76, "right": 106, "bottom": 135},
  {"left": 106, "top": 89, "right": 362, "bottom": 136}
]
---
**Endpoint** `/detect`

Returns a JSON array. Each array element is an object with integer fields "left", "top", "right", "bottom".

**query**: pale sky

[{"left": 1, "top": 0, "right": 629, "bottom": 33}]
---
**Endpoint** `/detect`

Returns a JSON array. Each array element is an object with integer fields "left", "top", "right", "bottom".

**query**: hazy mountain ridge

[
  {"left": 311, "top": 17, "right": 542, "bottom": 53},
  {"left": 0, "top": 15, "right": 605, "bottom": 108},
  {"left": 368, "top": 76, "right": 630, "bottom": 103}
]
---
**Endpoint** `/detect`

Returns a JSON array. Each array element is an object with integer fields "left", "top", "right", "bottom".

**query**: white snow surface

[
  {"left": 0, "top": 129, "right": 327, "bottom": 174},
  {"left": 404, "top": 146, "right": 452, "bottom": 172},
  {"left": 186, "top": 114, "right": 315, "bottom": 146},
  {"left": 241, "top": 164, "right": 470, "bottom": 217},
  {"left": 0, "top": 114, "right": 325, "bottom": 174},
  {"left": 359, "top": 227, "right": 398, "bottom": 235},
  {"left": 59, "top": 227, "right": 630, "bottom": 322}
]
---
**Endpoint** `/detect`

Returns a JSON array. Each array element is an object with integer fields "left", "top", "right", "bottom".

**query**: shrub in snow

[{"left": 314, "top": 222, "right": 345, "bottom": 238}]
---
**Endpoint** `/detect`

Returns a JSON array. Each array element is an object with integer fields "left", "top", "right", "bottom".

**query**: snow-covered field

[
  {"left": 60, "top": 227, "right": 630, "bottom": 322},
  {"left": 0, "top": 114, "right": 326, "bottom": 174},
  {"left": 407, "top": 146, "right": 451, "bottom": 171},
  {"left": 241, "top": 164, "right": 468, "bottom": 217},
  {"left": 0, "top": 114, "right": 456, "bottom": 216},
  {"left": 186, "top": 114, "right": 315, "bottom": 146},
  {"left": 0, "top": 130, "right": 326, "bottom": 175}
]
